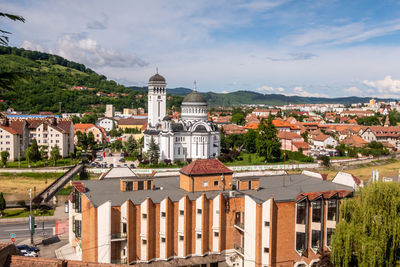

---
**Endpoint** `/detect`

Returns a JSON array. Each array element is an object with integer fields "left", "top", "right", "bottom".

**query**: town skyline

[{"left": 2, "top": 0, "right": 400, "bottom": 97}]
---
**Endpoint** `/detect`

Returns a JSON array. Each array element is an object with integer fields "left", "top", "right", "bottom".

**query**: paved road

[{"left": 0, "top": 220, "right": 56, "bottom": 243}]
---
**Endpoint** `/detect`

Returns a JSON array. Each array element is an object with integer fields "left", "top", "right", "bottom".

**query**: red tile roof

[
  {"left": 0, "top": 125, "right": 17, "bottom": 134},
  {"left": 118, "top": 118, "right": 148, "bottom": 125},
  {"left": 297, "top": 189, "right": 353, "bottom": 200},
  {"left": 277, "top": 131, "right": 302, "bottom": 140},
  {"left": 180, "top": 159, "right": 233, "bottom": 176},
  {"left": 292, "top": 141, "right": 310, "bottom": 150},
  {"left": 72, "top": 181, "right": 85, "bottom": 193}
]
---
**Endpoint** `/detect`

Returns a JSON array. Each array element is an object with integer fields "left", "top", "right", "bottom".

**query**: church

[{"left": 143, "top": 72, "right": 220, "bottom": 162}]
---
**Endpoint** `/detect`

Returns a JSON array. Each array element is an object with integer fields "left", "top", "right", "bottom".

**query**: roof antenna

[{"left": 194, "top": 80, "right": 197, "bottom": 92}]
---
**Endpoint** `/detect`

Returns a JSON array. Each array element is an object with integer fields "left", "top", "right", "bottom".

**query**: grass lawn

[
  {"left": 319, "top": 158, "right": 400, "bottom": 182},
  {"left": 1, "top": 208, "right": 54, "bottom": 218},
  {"left": 224, "top": 152, "right": 307, "bottom": 166},
  {"left": 4, "top": 158, "right": 77, "bottom": 168}
]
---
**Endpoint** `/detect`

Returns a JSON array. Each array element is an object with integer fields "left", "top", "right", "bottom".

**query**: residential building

[
  {"left": 74, "top": 124, "right": 106, "bottom": 144},
  {"left": 69, "top": 159, "right": 354, "bottom": 266},
  {"left": 277, "top": 131, "right": 310, "bottom": 155},
  {"left": 360, "top": 126, "right": 400, "bottom": 148},
  {"left": 0, "top": 119, "right": 28, "bottom": 161},
  {"left": 96, "top": 117, "right": 118, "bottom": 132},
  {"left": 117, "top": 118, "right": 147, "bottom": 131},
  {"left": 312, "top": 134, "right": 338, "bottom": 149}
]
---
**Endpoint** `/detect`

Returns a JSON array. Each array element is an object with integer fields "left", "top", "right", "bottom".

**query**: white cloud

[
  {"left": 362, "top": 76, "right": 400, "bottom": 94},
  {"left": 346, "top": 86, "right": 362, "bottom": 95},
  {"left": 257, "top": 86, "right": 284, "bottom": 93},
  {"left": 292, "top": 86, "right": 328, "bottom": 97},
  {"left": 54, "top": 35, "right": 147, "bottom": 68},
  {"left": 21, "top": 40, "right": 44, "bottom": 51},
  {"left": 221, "top": 90, "right": 229, "bottom": 94}
]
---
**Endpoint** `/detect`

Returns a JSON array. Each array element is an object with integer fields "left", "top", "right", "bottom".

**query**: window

[
  {"left": 214, "top": 232, "right": 219, "bottom": 237},
  {"left": 264, "top": 247, "right": 269, "bottom": 253},
  {"left": 197, "top": 209, "right": 202, "bottom": 214},
  {"left": 161, "top": 237, "right": 166, "bottom": 243},
  {"left": 312, "top": 200, "right": 322, "bottom": 223},
  {"left": 73, "top": 219, "right": 81, "bottom": 238},
  {"left": 142, "top": 239, "right": 147, "bottom": 245},
  {"left": 248, "top": 181, "right": 252, "bottom": 189},
  {"left": 296, "top": 232, "right": 306, "bottom": 253},
  {"left": 142, "top": 213, "right": 147, "bottom": 219},
  {"left": 138, "top": 181, "right": 144, "bottom": 190},
  {"left": 296, "top": 201, "right": 306, "bottom": 224},
  {"left": 147, "top": 180, "right": 152, "bottom": 189},
  {"left": 327, "top": 199, "right": 337, "bottom": 221},
  {"left": 161, "top": 212, "right": 166, "bottom": 218},
  {"left": 74, "top": 190, "right": 81, "bottom": 213},
  {"left": 214, "top": 181, "right": 219, "bottom": 186},
  {"left": 179, "top": 210, "right": 184, "bottom": 216},
  {"left": 126, "top": 181, "right": 133, "bottom": 191},
  {"left": 311, "top": 230, "right": 321, "bottom": 250},
  {"left": 178, "top": 147, "right": 180, "bottom": 154},
  {"left": 203, "top": 181, "right": 208, "bottom": 187},
  {"left": 179, "top": 235, "right": 184, "bottom": 241},
  {"left": 326, "top": 228, "right": 334, "bottom": 247},
  {"left": 122, "top": 222, "right": 127, "bottom": 233},
  {"left": 264, "top": 221, "right": 270, "bottom": 227},
  {"left": 197, "top": 233, "right": 202, "bottom": 239}
]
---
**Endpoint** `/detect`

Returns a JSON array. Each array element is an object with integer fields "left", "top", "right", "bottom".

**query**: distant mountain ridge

[{"left": 129, "top": 87, "right": 395, "bottom": 106}]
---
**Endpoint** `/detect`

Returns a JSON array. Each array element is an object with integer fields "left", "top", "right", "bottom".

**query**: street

[{"left": 0, "top": 220, "right": 56, "bottom": 243}]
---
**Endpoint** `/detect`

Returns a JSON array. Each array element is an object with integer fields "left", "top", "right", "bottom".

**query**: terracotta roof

[
  {"left": 277, "top": 131, "right": 302, "bottom": 140},
  {"left": 292, "top": 141, "right": 310, "bottom": 150},
  {"left": 313, "top": 134, "right": 331, "bottom": 141},
  {"left": 0, "top": 125, "right": 17, "bottom": 134},
  {"left": 72, "top": 181, "right": 85, "bottom": 193},
  {"left": 8, "top": 120, "right": 25, "bottom": 135},
  {"left": 297, "top": 189, "right": 353, "bottom": 200},
  {"left": 272, "top": 119, "right": 300, "bottom": 130},
  {"left": 74, "top": 123, "right": 96, "bottom": 130},
  {"left": 243, "top": 122, "right": 259, "bottom": 130},
  {"left": 341, "top": 135, "right": 367, "bottom": 147},
  {"left": 118, "top": 118, "right": 148, "bottom": 126},
  {"left": 180, "top": 159, "right": 233, "bottom": 176}
]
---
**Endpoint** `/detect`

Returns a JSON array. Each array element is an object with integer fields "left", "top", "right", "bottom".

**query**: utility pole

[{"left": 29, "top": 188, "right": 34, "bottom": 245}]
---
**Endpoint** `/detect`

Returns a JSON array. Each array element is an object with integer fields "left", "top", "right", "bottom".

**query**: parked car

[
  {"left": 119, "top": 158, "right": 126, "bottom": 163},
  {"left": 120, "top": 152, "right": 125, "bottom": 158},
  {"left": 109, "top": 163, "right": 114, "bottom": 168},
  {"left": 101, "top": 162, "right": 107, "bottom": 168},
  {"left": 123, "top": 163, "right": 128, "bottom": 167},
  {"left": 129, "top": 164, "right": 135, "bottom": 169},
  {"left": 96, "top": 156, "right": 103, "bottom": 161},
  {"left": 108, "top": 152, "right": 113, "bottom": 157},
  {"left": 17, "top": 245, "right": 40, "bottom": 253}
]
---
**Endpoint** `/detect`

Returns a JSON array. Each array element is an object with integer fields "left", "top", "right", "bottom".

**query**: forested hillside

[{"left": 0, "top": 47, "right": 183, "bottom": 113}]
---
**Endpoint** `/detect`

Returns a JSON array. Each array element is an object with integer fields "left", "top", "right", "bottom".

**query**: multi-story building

[
  {"left": 96, "top": 117, "right": 118, "bottom": 132},
  {"left": 69, "top": 159, "right": 354, "bottom": 266},
  {"left": 0, "top": 117, "right": 74, "bottom": 160},
  {"left": 74, "top": 123, "right": 106, "bottom": 144},
  {"left": 105, "top": 104, "right": 115, "bottom": 118}
]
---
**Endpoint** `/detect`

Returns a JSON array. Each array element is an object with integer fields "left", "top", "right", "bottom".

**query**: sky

[{"left": 2, "top": 0, "right": 400, "bottom": 98}]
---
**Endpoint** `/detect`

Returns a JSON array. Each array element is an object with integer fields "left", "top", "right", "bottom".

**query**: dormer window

[
  {"left": 327, "top": 199, "right": 337, "bottom": 221},
  {"left": 312, "top": 199, "right": 322, "bottom": 223}
]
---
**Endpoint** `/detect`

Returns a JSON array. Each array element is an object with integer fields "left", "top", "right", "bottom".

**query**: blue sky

[{"left": 2, "top": 0, "right": 400, "bottom": 98}]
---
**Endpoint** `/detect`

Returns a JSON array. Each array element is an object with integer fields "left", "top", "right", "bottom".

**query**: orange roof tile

[{"left": 180, "top": 159, "right": 233, "bottom": 176}]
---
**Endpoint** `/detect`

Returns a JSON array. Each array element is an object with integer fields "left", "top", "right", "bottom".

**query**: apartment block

[{"left": 69, "top": 159, "right": 354, "bottom": 267}]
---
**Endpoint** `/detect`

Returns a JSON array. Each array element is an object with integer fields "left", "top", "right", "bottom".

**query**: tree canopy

[
  {"left": 331, "top": 182, "right": 400, "bottom": 266},
  {"left": 256, "top": 118, "right": 281, "bottom": 162}
]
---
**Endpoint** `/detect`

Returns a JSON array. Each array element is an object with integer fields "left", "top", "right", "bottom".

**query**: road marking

[{"left": 4, "top": 227, "right": 53, "bottom": 231}]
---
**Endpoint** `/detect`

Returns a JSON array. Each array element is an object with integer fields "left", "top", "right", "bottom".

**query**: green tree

[
  {"left": 243, "top": 129, "right": 257, "bottom": 153},
  {"left": 231, "top": 113, "right": 245, "bottom": 125},
  {"left": 332, "top": 182, "right": 400, "bottom": 266},
  {"left": 256, "top": 118, "right": 281, "bottom": 162},
  {"left": 30, "top": 138, "right": 41, "bottom": 162},
  {"left": 301, "top": 130, "right": 309, "bottom": 143},
  {"left": 80, "top": 113, "right": 98, "bottom": 124},
  {"left": 111, "top": 139, "right": 123, "bottom": 151},
  {"left": 0, "top": 192, "right": 6, "bottom": 216},
  {"left": 25, "top": 147, "right": 32, "bottom": 167},
  {"left": 50, "top": 145, "right": 61, "bottom": 166},
  {"left": 148, "top": 136, "right": 160, "bottom": 165},
  {"left": 125, "top": 136, "right": 138, "bottom": 155},
  {"left": 87, "top": 131, "right": 96, "bottom": 148},
  {"left": 318, "top": 155, "right": 330, "bottom": 167},
  {"left": 0, "top": 151, "right": 9, "bottom": 167},
  {"left": 71, "top": 115, "right": 80, "bottom": 124}
]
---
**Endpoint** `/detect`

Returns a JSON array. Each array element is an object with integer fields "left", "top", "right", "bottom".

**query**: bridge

[{"left": 33, "top": 164, "right": 84, "bottom": 204}]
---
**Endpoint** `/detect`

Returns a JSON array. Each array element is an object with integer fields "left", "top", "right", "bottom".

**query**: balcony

[
  {"left": 234, "top": 220, "right": 244, "bottom": 232},
  {"left": 111, "top": 232, "right": 127, "bottom": 241},
  {"left": 234, "top": 243, "right": 244, "bottom": 257}
]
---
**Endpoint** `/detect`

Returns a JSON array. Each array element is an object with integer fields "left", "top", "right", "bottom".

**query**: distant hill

[{"left": 130, "top": 87, "right": 395, "bottom": 106}]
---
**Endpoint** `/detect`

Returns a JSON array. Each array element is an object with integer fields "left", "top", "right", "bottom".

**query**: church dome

[
  {"left": 149, "top": 73, "right": 166, "bottom": 83},
  {"left": 182, "top": 90, "right": 207, "bottom": 104}
]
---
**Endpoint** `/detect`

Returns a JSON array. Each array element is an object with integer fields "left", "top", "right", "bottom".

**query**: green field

[{"left": 1, "top": 208, "right": 54, "bottom": 218}]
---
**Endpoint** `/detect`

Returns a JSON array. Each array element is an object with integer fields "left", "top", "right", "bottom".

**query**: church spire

[{"left": 194, "top": 80, "right": 197, "bottom": 92}]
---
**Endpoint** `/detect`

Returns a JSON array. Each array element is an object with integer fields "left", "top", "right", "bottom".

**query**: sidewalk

[{"left": 0, "top": 206, "right": 68, "bottom": 224}]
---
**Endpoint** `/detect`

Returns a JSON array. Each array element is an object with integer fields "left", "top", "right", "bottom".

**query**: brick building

[{"left": 69, "top": 159, "right": 353, "bottom": 266}]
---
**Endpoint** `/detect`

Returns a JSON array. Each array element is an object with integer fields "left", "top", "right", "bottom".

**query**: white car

[{"left": 21, "top": 251, "right": 38, "bottom": 257}]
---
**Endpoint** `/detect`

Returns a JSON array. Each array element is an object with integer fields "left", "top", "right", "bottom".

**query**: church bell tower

[{"left": 147, "top": 69, "right": 166, "bottom": 128}]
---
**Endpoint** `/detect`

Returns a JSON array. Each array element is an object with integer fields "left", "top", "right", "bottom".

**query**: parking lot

[{"left": 89, "top": 152, "right": 136, "bottom": 169}]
